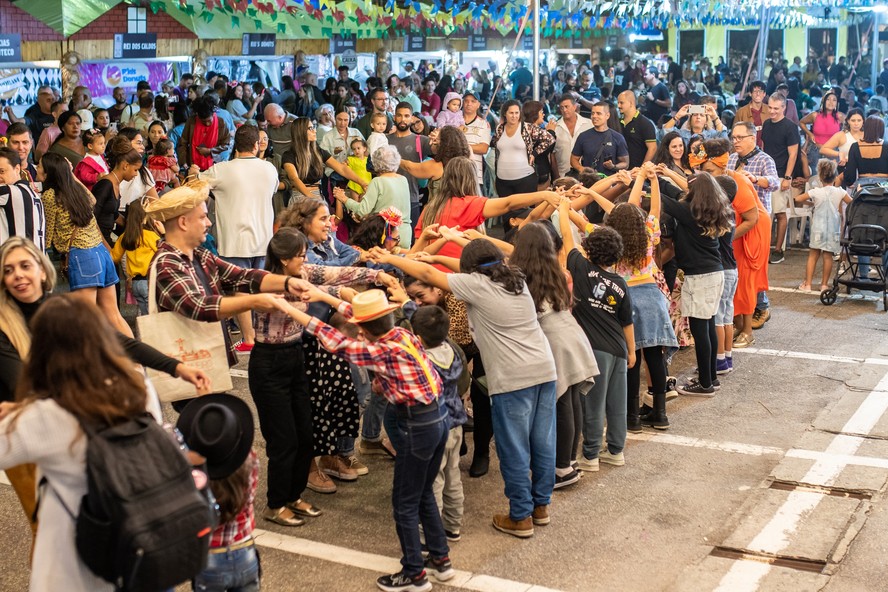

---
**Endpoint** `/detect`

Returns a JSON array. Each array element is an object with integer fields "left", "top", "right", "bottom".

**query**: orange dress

[{"left": 729, "top": 171, "right": 771, "bottom": 315}]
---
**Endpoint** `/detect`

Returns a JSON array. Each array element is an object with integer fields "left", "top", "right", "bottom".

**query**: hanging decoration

[{"left": 143, "top": 0, "right": 883, "bottom": 40}]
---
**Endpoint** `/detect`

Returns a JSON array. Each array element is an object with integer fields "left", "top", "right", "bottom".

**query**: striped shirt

[{"left": 0, "top": 180, "right": 45, "bottom": 251}]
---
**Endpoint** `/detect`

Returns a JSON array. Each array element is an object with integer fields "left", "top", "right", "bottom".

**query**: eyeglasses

[{"left": 731, "top": 135, "right": 753, "bottom": 142}]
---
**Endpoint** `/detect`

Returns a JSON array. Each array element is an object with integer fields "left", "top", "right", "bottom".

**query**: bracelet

[{"left": 284, "top": 276, "right": 293, "bottom": 293}]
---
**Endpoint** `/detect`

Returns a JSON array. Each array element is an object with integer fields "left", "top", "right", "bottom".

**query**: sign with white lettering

[
  {"left": 0, "top": 34, "right": 22, "bottom": 63},
  {"left": 522, "top": 35, "right": 535, "bottom": 51},
  {"left": 570, "top": 36, "right": 585, "bottom": 49},
  {"left": 404, "top": 36, "right": 426, "bottom": 52},
  {"left": 113, "top": 34, "right": 157, "bottom": 60},
  {"left": 469, "top": 34, "right": 487, "bottom": 51},
  {"left": 242, "top": 33, "right": 276, "bottom": 56},
  {"left": 330, "top": 34, "right": 356, "bottom": 55}
]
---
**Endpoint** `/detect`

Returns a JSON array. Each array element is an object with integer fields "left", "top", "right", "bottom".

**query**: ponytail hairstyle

[
  {"left": 459, "top": 238, "right": 525, "bottom": 295},
  {"left": 106, "top": 136, "right": 143, "bottom": 172},
  {"left": 684, "top": 171, "right": 733, "bottom": 238},
  {"left": 509, "top": 222, "right": 571, "bottom": 312}
]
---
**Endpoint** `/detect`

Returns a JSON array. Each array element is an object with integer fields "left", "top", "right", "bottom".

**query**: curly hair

[
  {"left": 509, "top": 223, "right": 571, "bottom": 312},
  {"left": 606, "top": 203, "right": 649, "bottom": 270},
  {"left": 701, "top": 137, "right": 732, "bottom": 160},
  {"left": 581, "top": 225, "right": 623, "bottom": 267},
  {"left": 434, "top": 126, "right": 471, "bottom": 166},
  {"left": 276, "top": 197, "right": 327, "bottom": 234},
  {"left": 685, "top": 171, "right": 733, "bottom": 238},
  {"left": 459, "top": 239, "right": 525, "bottom": 295},
  {"left": 349, "top": 214, "right": 388, "bottom": 251}
]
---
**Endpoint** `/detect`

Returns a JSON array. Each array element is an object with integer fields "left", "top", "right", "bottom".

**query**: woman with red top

[{"left": 414, "top": 156, "right": 561, "bottom": 263}]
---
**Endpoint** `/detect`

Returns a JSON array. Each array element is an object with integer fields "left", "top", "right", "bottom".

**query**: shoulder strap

[
  {"left": 415, "top": 135, "right": 422, "bottom": 161},
  {"left": 393, "top": 336, "right": 439, "bottom": 396}
]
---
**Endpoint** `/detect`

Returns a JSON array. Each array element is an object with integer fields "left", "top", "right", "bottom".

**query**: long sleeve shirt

[
  {"left": 305, "top": 305, "right": 442, "bottom": 406},
  {"left": 252, "top": 264, "right": 380, "bottom": 345}
]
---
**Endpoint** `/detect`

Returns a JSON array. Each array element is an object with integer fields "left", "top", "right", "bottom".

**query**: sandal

[
  {"left": 798, "top": 283, "right": 812, "bottom": 291},
  {"left": 262, "top": 506, "right": 305, "bottom": 527},
  {"left": 733, "top": 333, "right": 755, "bottom": 349},
  {"left": 287, "top": 499, "right": 323, "bottom": 518}
]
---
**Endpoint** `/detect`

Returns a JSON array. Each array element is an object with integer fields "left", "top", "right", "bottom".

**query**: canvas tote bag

[{"left": 136, "top": 256, "right": 233, "bottom": 402}]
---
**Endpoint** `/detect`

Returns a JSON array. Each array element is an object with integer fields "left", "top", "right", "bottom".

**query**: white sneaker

[
  {"left": 576, "top": 456, "right": 599, "bottom": 472},
  {"left": 599, "top": 450, "right": 625, "bottom": 466}
]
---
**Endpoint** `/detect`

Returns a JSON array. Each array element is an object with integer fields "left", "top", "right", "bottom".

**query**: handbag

[{"left": 135, "top": 257, "right": 233, "bottom": 402}]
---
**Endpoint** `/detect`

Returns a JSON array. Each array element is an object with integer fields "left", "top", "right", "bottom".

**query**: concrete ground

[{"left": 3, "top": 247, "right": 888, "bottom": 592}]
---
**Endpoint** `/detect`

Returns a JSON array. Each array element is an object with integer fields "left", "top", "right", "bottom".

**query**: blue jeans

[
  {"left": 490, "top": 381, "right": 557, "bottom": 521},
  {"left": 219, "top": 256, "right": 265, "bottom": 270},
  {"left": 132, "top": 278, "right": 148, "bottom": 316},
  {"left": 193, "top": 544, "right": 260, "bottom": 592},
  {"left": 361, "top": 390, "right": 388, "bottom": 441},
  {"left": 383, "top": 400, "right": 449, "bottom": 576},
  {"left": 756, "top": 290, "right": 769, "bottom": 311},
  {"left": 582, "top": 350, "right": 628, "bottom": 460}
]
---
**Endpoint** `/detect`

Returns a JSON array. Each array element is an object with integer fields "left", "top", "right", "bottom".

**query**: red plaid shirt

[
  {"left": 209, "top": 451, "right": 259, "bottom": 548},
  {"left": 305, "top": 305, "right": 442, "bottom": 406}
]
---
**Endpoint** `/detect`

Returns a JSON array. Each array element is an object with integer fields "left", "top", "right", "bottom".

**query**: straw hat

[
  {"left": 144, "top": 179, "right": 210, "bottom": 223},
  {"left": 348, "top": 289, "right": 400, "bottom": 324}
]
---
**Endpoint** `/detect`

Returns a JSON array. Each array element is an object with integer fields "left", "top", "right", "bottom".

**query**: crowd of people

[{"left": 0, "top": 44, "right": 874, "bottom": 592}]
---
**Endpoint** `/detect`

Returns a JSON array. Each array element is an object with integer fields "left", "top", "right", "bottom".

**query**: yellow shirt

[
  {"left": 111, "top": 229, "right": 161, "bottom": 278},
  {"left": 346, "top": 156, "right": 372, "bottom": 195},
  {"left": 42, "top": 188, "right": 103, "bottom": 252}
]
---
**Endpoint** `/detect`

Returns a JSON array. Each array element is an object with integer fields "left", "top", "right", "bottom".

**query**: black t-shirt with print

[{"left": 567, "top": 249, "right": 633, "bottom": 360}]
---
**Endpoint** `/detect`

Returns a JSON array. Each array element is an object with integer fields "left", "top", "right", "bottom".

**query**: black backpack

[{"left": 48, "top": 414, "right": 215, "bottom": 592}]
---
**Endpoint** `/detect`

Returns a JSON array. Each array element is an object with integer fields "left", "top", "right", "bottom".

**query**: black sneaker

[
  {"left": 627, "top": 416, "right": 644, "bottom": 433},
  {"left": 712, "top": 378, "right": 721, "bottom": 390},
  {"left": 677, "top": 379, "right": 716, "bottom": 397},
  {"left": 424, "top": 556, "right": 456, "bottom": 582},
  {"left": 641, "top": 411, "right": 670, "bottom": 430},
  {"left": 769, "top": 250, "right": 785, "bottom": 264},
  {"left": 445, "top": 529, "right": 461, "bottom": 542},
  {"left": 377, "top": 570, "right": 432, "bottom": 592},
  {"left": 554, "top": 468, "right": 581, "bottom": 489}
]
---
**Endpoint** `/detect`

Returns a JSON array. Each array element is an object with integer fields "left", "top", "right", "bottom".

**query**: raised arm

[
  {"left": 481, "top": 190, "right": 560, "bottom": 218},
  {"left": 400, "top": 159, "right": 443, "bottom": 181},
  {"left": 557, "top": 198, "right": 576, "bottom": 254}
]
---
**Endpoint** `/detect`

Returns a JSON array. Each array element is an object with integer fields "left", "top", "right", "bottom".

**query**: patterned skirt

[{"left": 302, "top": 335, "right": 360, "bottom": 455}]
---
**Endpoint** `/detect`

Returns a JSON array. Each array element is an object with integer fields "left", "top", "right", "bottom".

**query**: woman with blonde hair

[{"left": 0, "top": 237, "right": 208, "bottom": 546}]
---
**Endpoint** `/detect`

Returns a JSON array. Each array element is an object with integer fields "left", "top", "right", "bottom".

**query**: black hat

[{"left": 176, "top": 394, "right": 254, "bottom": 480}]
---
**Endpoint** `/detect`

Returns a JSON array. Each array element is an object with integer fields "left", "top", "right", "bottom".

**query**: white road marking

[
  {"left": 735, "top": 347, "right": 888, "bottom": 367},
  {"left": 252, "top": 529, "right": 567, "bottom": 592},
  {"left": 713, "top": 370, "right": 888, "bottom": 591},
  {"left": 770, "top": 285, "right": 880, "bottom": 302},
  {"left": 626, "top": 432, "right": 783, "bottom": 456}
]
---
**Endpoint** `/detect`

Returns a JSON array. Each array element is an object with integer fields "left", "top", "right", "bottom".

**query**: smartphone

[{"left": 688, "top": 105, "right": 706, "bottom": 115}]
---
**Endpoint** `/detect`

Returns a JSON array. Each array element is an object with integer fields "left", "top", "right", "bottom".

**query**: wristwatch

[{"left": 783, "top": 175, "right": 791, "bottom": 180}]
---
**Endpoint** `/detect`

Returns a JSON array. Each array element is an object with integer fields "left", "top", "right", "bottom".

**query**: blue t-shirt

[{"left": 571, "top": 128, "right": 629, "bottom": 174}]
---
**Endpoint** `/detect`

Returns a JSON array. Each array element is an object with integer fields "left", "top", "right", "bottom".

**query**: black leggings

[
  {"left": 689, "top": 317, "right": 717, "bottom": 388},
  {"left": 555, "top": 383, "right": 583, "bottom": 469},
  {"left": 469, "top": 353, "right": 493, "bottom": 459},
  {"left": 495, "top": 172, "right": 537, "bottom": 198},
  {"left": 627, "top": 347, "right": 668, "bottom": 407}
]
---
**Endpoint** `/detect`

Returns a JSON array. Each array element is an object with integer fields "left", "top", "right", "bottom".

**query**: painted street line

[
  {"left": 770, "top": 286, "right": 880, "bottom": 302},
  {"left": 735, "top": 347, "right": 888, "bottom": 367},
  {"left": 713, "top": 369, "right": 888, "bottom": 591},
  {"left": 230, "top": 368, "right": 248, "bottom": 378},
  {"left": 253, "top": 529, "right": 566, "bottom": 592}
]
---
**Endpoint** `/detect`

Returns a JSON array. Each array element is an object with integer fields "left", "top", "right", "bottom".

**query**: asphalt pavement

[{"left": 2, "top": 247, "right": 888, "bottom": 592}]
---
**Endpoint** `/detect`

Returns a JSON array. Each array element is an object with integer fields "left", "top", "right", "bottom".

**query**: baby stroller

[{"left": 821, "top": 183, "right": 888, "bottom": 310}]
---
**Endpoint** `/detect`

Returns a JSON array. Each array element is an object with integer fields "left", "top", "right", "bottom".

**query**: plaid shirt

[
  {"left": 153, "top": 242, "right": 268, "bottom": 361},
  {"left": 727, "top": 149, "right": 779, "bottom": 214},
  {"left": 305, "top": 304, "right": 442, "bottom": 406},
  {"left": 209, "top": 451, "right": 258, "bottom": 548}
]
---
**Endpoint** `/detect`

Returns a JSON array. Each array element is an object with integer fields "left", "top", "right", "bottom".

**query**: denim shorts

[
  {"left": 714, "top": 268, "right": 739, "bottom": 326},
  {"left": 68, "top": 246, "right": 119, "bottom": 290},
  {"left": 682, "top": 271, "right": 725, "bottom": 319},
  {"left": 628, "top": 282, "right": 678, "bottom": 351}
]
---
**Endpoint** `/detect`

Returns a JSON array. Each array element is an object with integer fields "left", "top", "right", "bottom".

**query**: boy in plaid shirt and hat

[{"left": 274, "top": 288, "right": 453, "bottom": 592}]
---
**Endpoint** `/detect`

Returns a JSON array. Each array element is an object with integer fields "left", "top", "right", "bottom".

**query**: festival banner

[{"left": 79, "top": 61, "right": 177, "bottom": 105}]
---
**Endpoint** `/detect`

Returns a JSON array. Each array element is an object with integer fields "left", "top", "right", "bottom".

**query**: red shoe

[{"left": 234, "top": 341, "right": 254, "bottom": 353}]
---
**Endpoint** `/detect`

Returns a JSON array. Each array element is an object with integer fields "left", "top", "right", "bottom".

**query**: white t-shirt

[
  {"left": 495, "top": 127, "right": 535, "bottom": 181},
  {"left": 198, "top": 157, "right": 278, "bottom": 257},
  {"left": 367, "top": 132, "right": 389, "bottom": 158},
  {"left": 463, "top": 115, "right": 492, "bottom": 186},
  {"left": 119, "top": 170, "right": 156, "bottom": 212}
]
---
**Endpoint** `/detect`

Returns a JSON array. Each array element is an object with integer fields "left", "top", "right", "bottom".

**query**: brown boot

[
  {"left": 306, "top": 458, "right": 337, "bottom": 494},
  {"left": 492, "top": 513, "right": 534, "bottom": 538},
  {"left": 532, "top": 505, "right": 550, "bottom": 526}
]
